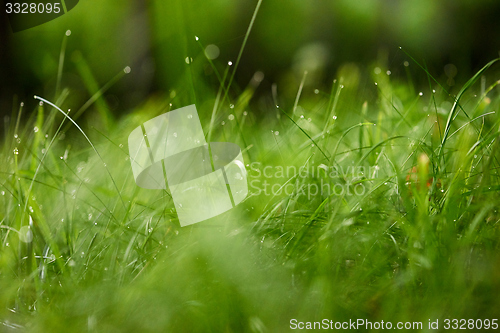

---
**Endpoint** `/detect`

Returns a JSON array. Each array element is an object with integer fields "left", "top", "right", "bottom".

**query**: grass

[{"left": 2, "top": 29, "right": 500, "bottom": 332}]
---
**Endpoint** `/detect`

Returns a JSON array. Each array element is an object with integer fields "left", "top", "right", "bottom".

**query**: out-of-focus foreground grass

[
  {"left": 2, "top": 1, "right": 500, "bottom": 332},
  {"left": 1, "top": 47, "right": 500, "bottom": 331}
]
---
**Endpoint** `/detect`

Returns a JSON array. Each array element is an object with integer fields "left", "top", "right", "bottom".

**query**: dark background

[{"left": 1, "top": 0, "right": 500, "bottom": 120}]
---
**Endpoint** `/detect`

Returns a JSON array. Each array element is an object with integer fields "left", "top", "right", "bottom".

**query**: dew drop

[
  {"left": 274, "top": 131, "right": 279, "bottom": 136},
  {"left": 173, "top": 132, "right": 178, "bottom": 138},
  {"left": 228, "top": 61, "right": 233, "bottom": 66},
  {"left": 13, "top": 148, "right": 18, "bottom": 155},
  {"left": 34, "top": 126, "right": 39, "bottom": 133},
  {"left": 314, "top": 89, "right": 319, "bottom": 94},
  {"left": 419, "top": 92, "right": 424, "bottom": 96},
  {"left": 228, "top": 114, "right": 235, "bottom": 120},
  {"left": 243, "top": 111, "right": 248, "bottom": 116}
]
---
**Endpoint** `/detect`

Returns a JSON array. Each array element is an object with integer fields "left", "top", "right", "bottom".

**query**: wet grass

[{"left": 1, "top": 26, "right": 500, "bottom": 333}]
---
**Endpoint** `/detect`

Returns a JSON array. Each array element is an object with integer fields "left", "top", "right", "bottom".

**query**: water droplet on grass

[
  {"left": 13, "top": 148, "right": 18, "bottom": 155},
  {"left": 34, "top": 126, "right": 39, "bottom": 132},
  {"left": 419, "top": 92, "right": 424, "bottom": 96},
  {"left": 228, "top": 114, "right": 235, "bottom": 120}
]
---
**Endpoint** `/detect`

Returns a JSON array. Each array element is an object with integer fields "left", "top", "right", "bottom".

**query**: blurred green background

[
  {"left": 2, "top": 1, "right": 500, "bottom": 331},
  {"left": 1, "top": 0, "right": 500, "bottom": 119}
]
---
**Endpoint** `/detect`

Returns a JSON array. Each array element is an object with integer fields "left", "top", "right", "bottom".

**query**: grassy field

[{"left": 2, "top": 15, "right": 500, "bottom": 333}]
